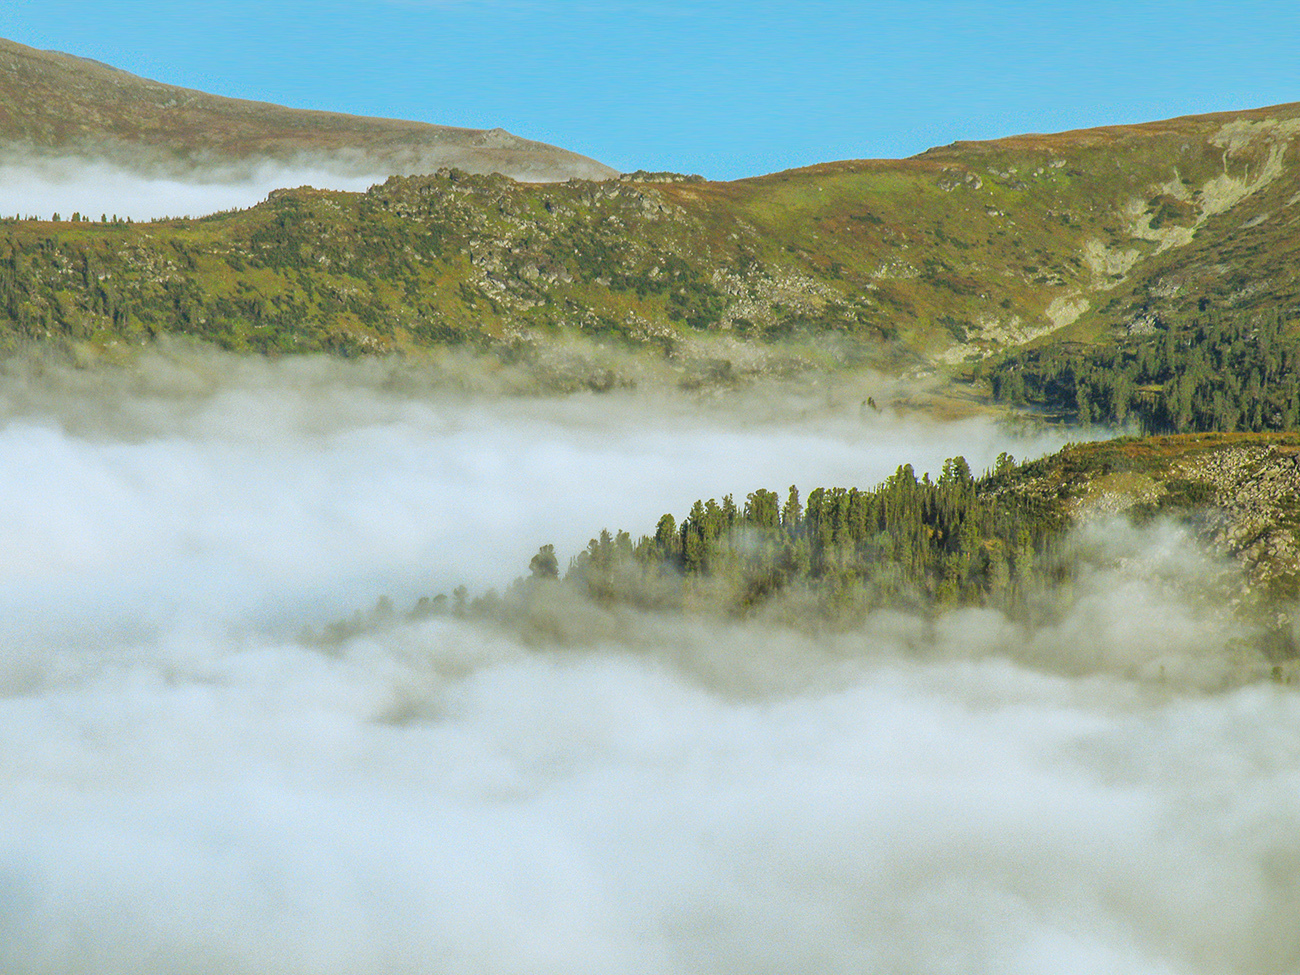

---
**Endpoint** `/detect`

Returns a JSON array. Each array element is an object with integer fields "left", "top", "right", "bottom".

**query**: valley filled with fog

[{"left": 2, "top": 349, "right": 1298, "bottom": 975}]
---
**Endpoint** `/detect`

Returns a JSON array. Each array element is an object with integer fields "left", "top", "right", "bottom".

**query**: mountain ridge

[
  {"left": 0, "top": 36, "right": 617, "bottom": 182},
  {"left": 3, "top": 37, "right": 1300, "bottom": 397}
]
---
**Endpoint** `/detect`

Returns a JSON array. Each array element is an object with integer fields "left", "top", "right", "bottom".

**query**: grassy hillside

[
  {"left": 0, "top": 36, "right": 615, "bottom": 182},
  {"left": 4, "top": 98, "right": 1300, "bottom": 371}
]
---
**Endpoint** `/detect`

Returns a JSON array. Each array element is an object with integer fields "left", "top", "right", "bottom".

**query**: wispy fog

[
  {"left": 0, "top": 157, "right": 392, "bottom": 221},
  {"left": 1, "top": 349, "right": 1296, "bottom": 975}
]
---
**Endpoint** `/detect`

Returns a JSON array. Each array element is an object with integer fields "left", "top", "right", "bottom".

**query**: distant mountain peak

[{"left": 0, "top": 36, "right": 618, "bottom": 183}]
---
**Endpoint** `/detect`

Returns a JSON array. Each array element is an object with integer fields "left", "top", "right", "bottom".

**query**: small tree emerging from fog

[{"left": 529, "top": 544, "right": 559, "bottom": 579}]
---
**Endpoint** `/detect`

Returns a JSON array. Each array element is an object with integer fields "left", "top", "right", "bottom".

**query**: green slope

[{"left": 4, "top": 99, "right": 1300, "bottom": 372}]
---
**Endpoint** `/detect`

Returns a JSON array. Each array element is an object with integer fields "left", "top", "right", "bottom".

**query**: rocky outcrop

[
  {"left": 1170, "top": 444, "right": 1300, "bottom": 605},
  {"left": 990, "top": 434, "right": 1300, "bottom": 672}
]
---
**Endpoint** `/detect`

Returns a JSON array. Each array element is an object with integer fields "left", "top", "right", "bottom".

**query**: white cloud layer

[
  {"left": 0, "top": 349, "right": 1074, "bottom": 645},
  {"left": 0, "top": 350, "right": 1296, "bottom": 975},
  {"left": 0, "top": 158, "right": 391, "bottom": 221}
]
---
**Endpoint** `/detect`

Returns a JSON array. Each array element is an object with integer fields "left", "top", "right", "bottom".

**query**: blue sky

[{"left": 2, "top": 0, "right": 1298, "bottom": 180}]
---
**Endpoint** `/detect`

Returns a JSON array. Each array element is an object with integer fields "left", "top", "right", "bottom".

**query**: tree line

[
  {"left": 514, "top": 453, "right": 1072, "bottom": 621},
  {"left": 985, "top": 308, "right": 1300, "bottom": 433}
]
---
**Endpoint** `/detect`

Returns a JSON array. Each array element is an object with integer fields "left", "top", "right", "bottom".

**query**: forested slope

[
  {"left": 311, "top": 434, "right": 1300, "bottom": 684},
  {"left": 516, "top": 434, "right": 1300, "bottom": 623}
]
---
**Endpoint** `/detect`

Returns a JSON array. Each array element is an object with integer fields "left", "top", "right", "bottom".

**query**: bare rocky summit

[{"left": 0, "top": 36, "right": 617, "bottom": 182}]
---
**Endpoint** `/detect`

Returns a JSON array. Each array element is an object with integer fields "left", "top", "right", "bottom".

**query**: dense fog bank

[
  {"left": 1, "top": 350, "right": 1296, "bottom": 975},
  {"left": 0, "top": 349, "right": 1072, "bottom": 646}
]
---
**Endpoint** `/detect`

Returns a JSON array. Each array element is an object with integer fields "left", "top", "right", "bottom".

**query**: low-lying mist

[
  {"left": 0, "top": 156, "right": 393, "bottom": 221},
  {"left": 0, "top": 345, "right": 1072, "bottom": 648},
  {"left": 1, "top": 348, "right": 1296, "bottom": 975}
]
